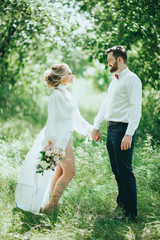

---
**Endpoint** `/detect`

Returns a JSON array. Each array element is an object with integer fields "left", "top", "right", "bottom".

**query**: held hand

[
  {"left": 121, "top": 135, "right": 132, "bottom": 151},
  {"left": 98, "top": 132, "right": 102, "bottom": 141},
  {"left": 91, "top": 129, "right": 102, "bottom": 142}
]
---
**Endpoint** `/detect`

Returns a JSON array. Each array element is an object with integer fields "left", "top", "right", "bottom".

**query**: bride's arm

[
  {"left": 73, "top": 107, "right": 93, "bottom": 136},
  {"left": 42, "top": 95, "right": 58, "bottom": 149},
  {"left": 43, "top": 91, "right": 75, "bottom": 150}
]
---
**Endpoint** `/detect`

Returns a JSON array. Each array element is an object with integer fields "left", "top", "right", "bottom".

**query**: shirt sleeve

[
  {"left": 125, "top": 76, "right": 142, "bottom": 136},
  {"left": 93, "top": 96, "right": 108, "bottom": 130},
  {"left": 73, "top": 108, "right": 93, "bottom": 136}
]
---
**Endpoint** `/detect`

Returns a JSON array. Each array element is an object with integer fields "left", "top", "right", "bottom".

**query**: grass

[
  {"left": 0, "top": 79, "right": 160, "bottom": 239},
  {"left": 0, "top": 124, "right": 160, "bottom": 240}
]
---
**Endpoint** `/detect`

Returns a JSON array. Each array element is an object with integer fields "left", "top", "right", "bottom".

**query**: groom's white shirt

[{"left": 93, "top": 67, "right": 142, "bottom": 136}]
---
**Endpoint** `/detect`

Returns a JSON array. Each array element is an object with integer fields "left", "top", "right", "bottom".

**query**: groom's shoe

[
  {"left": 111, "top": 206, "right": 125, "bottom": 218},
  {"left": 114, "top": 213, "right": 137, "bottom": 223}
]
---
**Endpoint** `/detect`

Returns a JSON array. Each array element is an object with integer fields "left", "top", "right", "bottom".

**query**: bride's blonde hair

[{"left": 44, "top": 64, "right": 69, "bottom": 87}]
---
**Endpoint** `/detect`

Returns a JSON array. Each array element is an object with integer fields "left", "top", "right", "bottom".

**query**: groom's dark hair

[{"left": 105, "top": 46, "right": 127, "bottom": 64}]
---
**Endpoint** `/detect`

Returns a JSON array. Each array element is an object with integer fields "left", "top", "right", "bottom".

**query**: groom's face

[{"left": 107, "top": 52, "right": 118, "bottom": 73}]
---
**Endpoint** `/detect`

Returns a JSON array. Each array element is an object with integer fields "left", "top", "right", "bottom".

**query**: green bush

[
  {"left": 0, "top": 87, "right": 48, "bottom": 128},
  {"left": 138, "top": 88, "right": 160, "bottom": 145}
]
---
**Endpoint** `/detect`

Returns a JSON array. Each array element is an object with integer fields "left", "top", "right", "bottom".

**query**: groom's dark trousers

[{"left": 106, "top": 122, "right": 137, "bottom": 217}]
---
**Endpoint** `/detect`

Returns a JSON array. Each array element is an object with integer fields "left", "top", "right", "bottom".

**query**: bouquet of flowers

[{"left": 36, "top": 147, "right": 65, "bottom": 175}]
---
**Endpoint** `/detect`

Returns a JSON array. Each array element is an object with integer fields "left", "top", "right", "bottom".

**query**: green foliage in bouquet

[{"left": 36, "top": 148, "right": 65, "bottom": 175}]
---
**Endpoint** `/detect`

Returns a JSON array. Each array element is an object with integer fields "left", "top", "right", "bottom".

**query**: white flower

[
  {"left": 56, "top": 160, "right": 61, "bottom": 165},
  {"left": 45, "top": 157, "right": 50, "bottom": 162},
  {"left": 50, "top": 164, "right": 56, "bottom": 169},
  {"left": 54, "top": 155, "right": 60, "bottom": 162},
  {"left": 46, "top": 151, "right": 52, "bottom": 157},
  {"left": 60, "top": 151, "right": 65, "bottom": 158},
  {"left": 39, "top": 161, "right": 50, "bottom": 169},
  {"left": 53, "top": 147, "right": 59, "bottom": 154}
]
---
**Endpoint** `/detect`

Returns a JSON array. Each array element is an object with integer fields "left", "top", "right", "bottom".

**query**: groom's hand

[
  {"left": 121, "top": 135, "right": 132, "bottom": 150},
  {"left": 91, "top": 129, "right": 102, "bottom": 142}
]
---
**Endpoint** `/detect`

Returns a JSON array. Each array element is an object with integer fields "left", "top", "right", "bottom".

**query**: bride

[{"left": 15, "top": 63, "right": 92, "bottom": 214}]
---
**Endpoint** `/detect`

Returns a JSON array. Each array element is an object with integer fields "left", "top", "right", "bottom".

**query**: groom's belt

[{"left": 107, "top": 121, "right": 127, "bottom": 127}]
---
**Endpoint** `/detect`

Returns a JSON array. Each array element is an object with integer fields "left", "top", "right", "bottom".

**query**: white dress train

[{"left": 15, "top": 84, "right": 92, "bottom": 213}]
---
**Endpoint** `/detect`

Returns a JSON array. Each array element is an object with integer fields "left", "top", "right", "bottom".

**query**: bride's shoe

[{"left": 41, "top": 203, "right": 58, "bottom": 214}]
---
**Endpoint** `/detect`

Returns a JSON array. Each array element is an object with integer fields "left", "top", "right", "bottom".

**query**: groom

[{"left": 91, "top": 45, "right": 142, "bottom": 221}]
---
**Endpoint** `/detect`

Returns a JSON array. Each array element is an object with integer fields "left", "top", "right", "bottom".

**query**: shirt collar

[
  {"left": 56, "top": 84, "right": 67, "bottom": 90},
  {"left": 117, "top": 67, "right": 129, "bottom": 79}
]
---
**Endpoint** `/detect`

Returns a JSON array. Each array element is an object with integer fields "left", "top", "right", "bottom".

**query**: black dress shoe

[
  {"left": 111, "top": 206, "right": 125, "bottom": 217},
  {"left": 117, "top": 203, "right": 125, "bottom": 209},
  {"left": 116, "top": 214, "right": 137, "bottom": 223}
]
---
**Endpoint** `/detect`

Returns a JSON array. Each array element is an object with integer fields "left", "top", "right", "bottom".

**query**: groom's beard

[{"left": 110, "top": 60, "right": 118, "bottom": 73}]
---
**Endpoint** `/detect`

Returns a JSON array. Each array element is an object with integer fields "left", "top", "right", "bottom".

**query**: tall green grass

[{"left": 0, "top": 122, "right": 160, "bottom": 240}]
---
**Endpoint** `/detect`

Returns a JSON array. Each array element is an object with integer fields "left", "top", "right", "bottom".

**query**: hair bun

[
  {"left": 44, "top": 63, "right": 70, "bottom": 88},
  {"left": 51, "top": 65, "right": 58, "bottom": 71}
]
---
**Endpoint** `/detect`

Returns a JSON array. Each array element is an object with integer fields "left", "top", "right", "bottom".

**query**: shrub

[{"left": 138, "top": 88, "right": 160, "bottom": 145}]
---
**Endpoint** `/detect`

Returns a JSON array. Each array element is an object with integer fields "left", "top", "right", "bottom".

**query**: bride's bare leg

[
  {"left": 50, "top": 164, "right": 63, "bottom": 197},
  {"left": 48, "top": 140, "right": 75, "bottom": 207}
]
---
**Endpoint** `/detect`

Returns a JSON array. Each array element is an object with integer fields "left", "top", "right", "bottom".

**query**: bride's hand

[
  {"left": 91, "top": 129, "right": 102, "bottom": 142},
  {"left": 44, "top": 141, "right": 54, "bottom": 151}
]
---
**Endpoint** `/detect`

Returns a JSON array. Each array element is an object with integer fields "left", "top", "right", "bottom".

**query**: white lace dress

[{"left": 15, "top": 84, "right": 92, "bottom": 213}]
